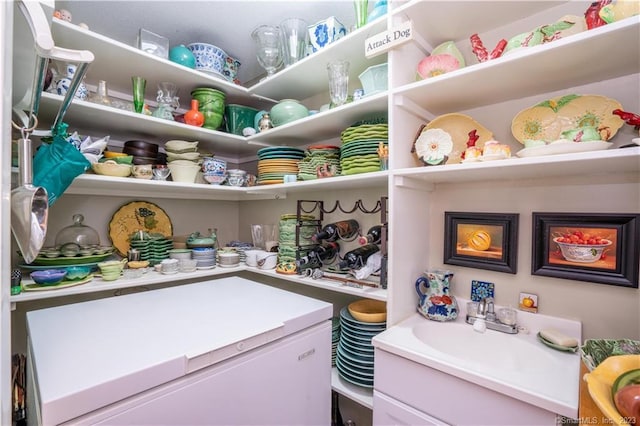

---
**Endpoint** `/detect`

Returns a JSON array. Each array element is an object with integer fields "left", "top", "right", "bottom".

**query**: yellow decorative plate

[
  {"left": 418, "top": 113, "right": 493, "bottom": 165},
  {"left": 584, "top": 354, "right": 640, "bottom": 426},
  {"left": 511, "top": 94, "right": 624, "bottom": 144},
  {"left": 108, "top": 201, "right": 173, "bottom": 256}
]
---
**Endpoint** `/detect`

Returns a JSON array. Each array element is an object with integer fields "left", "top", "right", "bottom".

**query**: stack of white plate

[
  {"left": 191, "top": 247, "right": 216, "bottom": 269},
  {"left": 335, "top": 306, "right": 385, "bottom": 388}
]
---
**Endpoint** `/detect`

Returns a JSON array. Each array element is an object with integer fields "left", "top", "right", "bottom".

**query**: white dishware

[{"left": 257, "top": 252, "right": 278, "bottom": 270}]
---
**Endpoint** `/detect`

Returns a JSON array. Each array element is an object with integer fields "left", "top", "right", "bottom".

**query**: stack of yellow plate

[{"left": 256, "top": 146, "right": 305, "bottom": 185}]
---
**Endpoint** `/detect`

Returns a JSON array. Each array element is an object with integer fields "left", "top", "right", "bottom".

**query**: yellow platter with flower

[{"left": 511, "top": 94, "right": 624, "bottom": 144}]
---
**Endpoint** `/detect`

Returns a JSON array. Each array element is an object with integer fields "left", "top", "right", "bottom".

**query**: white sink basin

[
  {"left": 372, "top": 302, "right": 581, "bottom": 418},
  {"left": 412, "top": 320, "right": 557, "bottom": 373}
]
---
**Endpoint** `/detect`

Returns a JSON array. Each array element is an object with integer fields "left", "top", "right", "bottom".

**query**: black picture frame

[
  {"left": 531, "top": 213, "right": 639, "bottom": 288},
  {"left": 444, "top": 212, "right": 519, "bottom": 274}
]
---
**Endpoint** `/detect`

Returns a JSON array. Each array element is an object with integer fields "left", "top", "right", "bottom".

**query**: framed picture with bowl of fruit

[
  {"left": 444, "top": 212, "right": 519, "bottom": 274},
  {"left": 532, "top": 213, "right": 640, "bottom": 288}
]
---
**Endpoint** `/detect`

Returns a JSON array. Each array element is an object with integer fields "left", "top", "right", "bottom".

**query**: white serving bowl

[
  {"left": 553, "top": 238, "right": 612, "bottom": 263},
  {"left": 257, "top": 252, "right": 278, "bottom": 270},
  {"left": 168, "top": 163, "right": 200, "bottom": 183}
]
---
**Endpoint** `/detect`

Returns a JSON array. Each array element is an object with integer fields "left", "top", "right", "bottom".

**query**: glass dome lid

[{"left": 55, "top": 214, "right": 100, "bottom": 247}]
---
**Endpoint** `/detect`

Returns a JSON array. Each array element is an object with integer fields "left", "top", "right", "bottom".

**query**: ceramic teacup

[
  {"left": 244, "top": 249, "right": 265, "bottom": 267},
  {"left": 132, "top": 164, "right": 153, "bottom": 179}
]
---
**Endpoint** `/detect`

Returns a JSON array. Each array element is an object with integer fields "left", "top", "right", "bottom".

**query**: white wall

[{"left": 428, "top": 176, "right": 640, "bottom": 340}]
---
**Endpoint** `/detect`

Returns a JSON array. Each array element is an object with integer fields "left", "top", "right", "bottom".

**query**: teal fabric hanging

[{"left": 32, "top": 131, "right": 90, "bottom": 205}]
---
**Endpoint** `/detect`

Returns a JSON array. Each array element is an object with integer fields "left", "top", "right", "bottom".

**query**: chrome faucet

[{"left": 467, "top": 297, "right": 517, "bottom": 334}]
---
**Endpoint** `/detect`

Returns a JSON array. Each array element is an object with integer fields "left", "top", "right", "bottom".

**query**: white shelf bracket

[
  {"left": 394, "top": 95, "right": 435, "bottom": 122},
  {"left": 392, "top": 13, "right": 432, "bottom": 55},
  {"left": 393, "top": 175, "right": 434, "bottom": 192}
]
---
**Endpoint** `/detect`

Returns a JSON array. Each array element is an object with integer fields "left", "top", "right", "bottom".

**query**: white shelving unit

[{"left": 4, "top": 1, "right": 639, "bottom": 422}]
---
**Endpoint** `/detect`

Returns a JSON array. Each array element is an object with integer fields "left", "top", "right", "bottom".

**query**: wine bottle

[
  {"left": 338, "top": 244, "right": 380, "bottom": 269},
  {"left": 358, "top": 225, "right": 384, "bottom": 245},
  {"left": 311, "top": 219, "right": 359, "bottom": 242},
  {"left": 297, "top": 242, "right": 340, "bottom": 268}
]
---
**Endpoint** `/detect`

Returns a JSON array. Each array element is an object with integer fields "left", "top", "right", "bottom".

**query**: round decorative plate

[
  {"left": 511, "top": 94, "right": 624, "bottom": 144},
  {"left": 108, "top": 201, "right": 173, "bottom": 256},
  {"left": 420, "top": 113, "right": 493, "bottom": 164}
]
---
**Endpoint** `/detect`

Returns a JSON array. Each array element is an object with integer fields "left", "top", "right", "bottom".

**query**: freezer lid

[{"left": 27, "top": 276, "right": 332, "bottom": 425}]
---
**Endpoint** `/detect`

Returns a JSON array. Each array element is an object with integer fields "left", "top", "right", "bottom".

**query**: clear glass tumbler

[
  {"left": 327, "top": 60, "right": 349, "bottom": 107},
  {"left": 279, "top": 18, "right": 309, "bottom": 67},
  {"left": 251, "top": 25, "right": 283, "bottom": 78}
]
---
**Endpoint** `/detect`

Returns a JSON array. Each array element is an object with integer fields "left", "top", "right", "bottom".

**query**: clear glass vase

[{"left": 252, "top": 25, "right": 283, "bottom": 78}]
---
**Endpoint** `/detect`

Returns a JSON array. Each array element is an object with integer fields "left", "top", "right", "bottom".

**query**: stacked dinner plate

[
  {"left": 340, "top": 124, "right": 388, "bottom": 175},
  {"left": 191, "top": 247, "right": 216, "bottom": 269},
  {"left": 335, "top": 306, "right": 386, "bottom": 388},
  {"left": 297, "top": 145, "right": 342, "bottom": 180},
  {"left": 257, "top": 146, "right": 305, "bottom": 185},
  {"left": 130, "top": 235, "right": 173, "bottom": 266}
]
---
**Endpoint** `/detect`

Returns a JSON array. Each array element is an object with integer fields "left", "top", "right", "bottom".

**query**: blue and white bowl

[
  {"left": 187, "top": 42, "right": 227, "bottom": 75},
  {"left": 308, "top": 16, "right": 347, "bottom": 53}
]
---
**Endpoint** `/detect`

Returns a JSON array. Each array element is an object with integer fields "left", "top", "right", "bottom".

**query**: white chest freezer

[{"left": 26, "top": 277, "right": 333, "bottom": 425}]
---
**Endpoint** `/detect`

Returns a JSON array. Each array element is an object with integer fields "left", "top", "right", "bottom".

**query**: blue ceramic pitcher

[{"left": 415, "top": 269, "right": 458, "bottom": 321}]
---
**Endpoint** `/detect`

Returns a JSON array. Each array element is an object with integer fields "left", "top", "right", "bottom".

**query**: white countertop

[
  {"left": 27, "top": 277, "right": 332, "bottom": 425},
  {"left": 372, "top": 302, "right": 581, "bottom": 419}
]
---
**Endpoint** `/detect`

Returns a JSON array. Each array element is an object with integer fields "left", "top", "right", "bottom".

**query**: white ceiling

[{"left": 55, "top": 0, "right": 362, "bottom": 84}]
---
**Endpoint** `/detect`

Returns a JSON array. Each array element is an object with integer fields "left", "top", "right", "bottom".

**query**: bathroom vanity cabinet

[{"left": 2, "top": 1, "right": 639, "bottom": 424}]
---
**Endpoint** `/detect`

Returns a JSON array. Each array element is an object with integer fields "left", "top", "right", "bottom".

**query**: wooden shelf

[
  {"left": 248, "top": 268, "right": 388, "bottom": 302},
  {"left": 11, "top": 264, "right": 387, "bottom": 306},
  {"left": 393, "top": 147, "right": 640, "bottom": 187},
  {"left": 38, "top": 92, "right": 263, "bottom": 158},
  {"left": 10, "top": 266, "right": 244, "bottom": 305},
  {"left": 332, "top": 367, "right": 373, "bottom": 410},
  {"left": 57, "top": 170, "right": 388, "bottom": 200},
  {"left": 249, "top": 16, "right": 388, "bottom": 101},
  {"left": 248, "top": 92, "right": 388, "bottom": 146},
  {"left": 393, "top": 17, "right": 639, "bottom": 117},
  {"left": 50, "top": 18, "right": 255, "bottom": 107}
]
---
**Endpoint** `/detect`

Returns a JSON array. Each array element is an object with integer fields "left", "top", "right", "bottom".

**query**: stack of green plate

[
  {"left": 130, "top": 236, "right": 173, "bottom": 266},
  {"left": 297, "top": 145, "right": 342, "bottom": 180},
  {"left": 278, "top": 213, "right": 317, "bottom": 264},
  {"left": 340, "top": 124, "right": 388, "bottom": 175},
  {"left": 256, "top": 146, "right": 305, "bottom": 185}
]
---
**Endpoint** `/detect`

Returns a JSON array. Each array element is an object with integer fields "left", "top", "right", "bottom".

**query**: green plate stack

[
  {"left": 297, "top": 145, "right": 341, "bottom": 180},
  {"left": 340, "top": 124, "right": 388, "bottom": 175}
]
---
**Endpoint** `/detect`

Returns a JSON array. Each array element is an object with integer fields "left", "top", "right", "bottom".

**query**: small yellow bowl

[
  {"left": 103, "top": 151, "right": 130, "bottom": 158},
  {"left": 348, "top": 299, "right": 387, "bottom": 323},
  {"left": 92, "top": 161, "right": 132, "bottom": 177},
  {"left": 127, "top": 260, "right": 149, "bottom": 269},
  {"left": 584, "top": 354, "right": 640, "bottom": 425}
]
